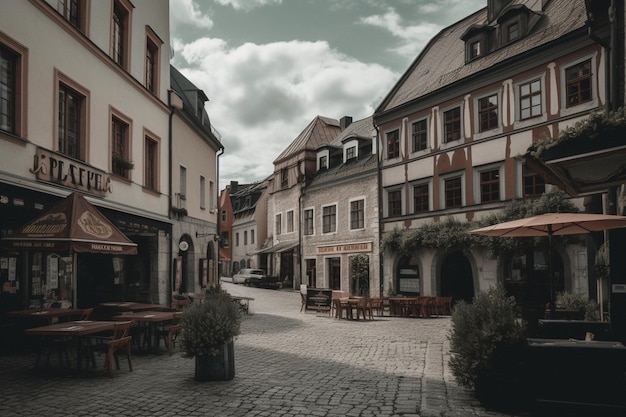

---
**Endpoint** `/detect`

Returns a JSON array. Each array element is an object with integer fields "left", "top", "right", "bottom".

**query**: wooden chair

[
  {"left": 79, "top": 308, "right": 94, "bottom": 320},
  {"left": 89, "top": 321, "right": 133, "bottom": 377},
  {"left": 369, "top": 297, "right": 384, "bottom": 316},
  {"left": 155, "top": 312, "right": 183, "bottom": 355},
  {"left": 355, "top": 298, "right": 373, "bottom": 320}
]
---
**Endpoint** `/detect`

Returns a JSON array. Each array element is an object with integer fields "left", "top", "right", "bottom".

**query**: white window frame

[
  {"left": 473, "top": 90, "right": 502, "bottom": 140},
  {"left": 317, "top": 150, "right": 329, "bottom": 170},
  {"left": 286, "top": 209, "right": 294, "bottom": 233},
  {"left": 303, "top": 207, "right": 315, "bottom": 236},
  {"left": 321, "top": 203, "right": 338, "bottom": 235},
  {"left": 409, "top": 178, "right": 432, "bottom": 214},
  {"left": 559, "top": 53, "right": 598, "bottom": 117},
  {"left": 343, "top": 139, "right": 358, "bottom": 162},
  {"left": 514, "top": 73, "right": 547, "bottom": 129},
  {"left": 384, "top": 186, "right": 404, "bottom": 218},
  {"left": 439, "top": 171, "right": 465, "bottom": 209},
  {"left": 348, "top": 196, "right": 366, "bottom": 231},
  {"left": 473, "top": 162, "right": 504, "bottom": 204},
  {"left": 440, "top": 103, "right": 464, "bottom": 149}
]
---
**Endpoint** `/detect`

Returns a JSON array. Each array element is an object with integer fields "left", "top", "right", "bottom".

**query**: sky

[{"left": 169, "top": 0, "right": 486, "bottom": 189}]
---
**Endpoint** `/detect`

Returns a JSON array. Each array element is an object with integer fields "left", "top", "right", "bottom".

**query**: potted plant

[
  {"left": 448, "top": 286, "right": 528, "bottom": 411},
  {"left": 179, "top": 286, "right": 241, "bottom": 381}
]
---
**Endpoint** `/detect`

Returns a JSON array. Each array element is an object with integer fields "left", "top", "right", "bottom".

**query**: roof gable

[{"left": 274, "top": 116, "right": 341, "bottom": 163}]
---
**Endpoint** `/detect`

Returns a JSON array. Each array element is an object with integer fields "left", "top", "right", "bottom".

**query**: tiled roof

[
  {"left": 328, "top": 116, "right": 375, "bottom": 147},
  {"left": 274, "top": 116, "right": 341, "bottom": 163},
  {"left": 377, "top": 0, "right": 588, "bottom": 113}
]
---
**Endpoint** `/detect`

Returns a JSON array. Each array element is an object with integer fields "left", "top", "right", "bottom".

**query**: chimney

[
  {"left": 340, "top": 116, "right": 353, "bottom": 130},
  {"left": 230, "top": 181, "right": 239, "bottom": 194}
]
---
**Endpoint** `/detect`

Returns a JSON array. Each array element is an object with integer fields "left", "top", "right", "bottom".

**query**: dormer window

[
  {"left": 319, "top": 155, "right": 328, "bottom": 170},
  {"left": 506, "top": 22, "right": 519, "bottom": 42},
  {"left": 346, "top": 146, "right": 356, "bottom": 161},
  {"left": 470, "top": 41, "right": 481, "bottom": 59}
]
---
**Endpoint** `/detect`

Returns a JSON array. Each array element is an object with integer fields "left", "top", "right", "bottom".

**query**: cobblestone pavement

[{"left": 0, "top": 282, "right": 526, "bottom": 417}]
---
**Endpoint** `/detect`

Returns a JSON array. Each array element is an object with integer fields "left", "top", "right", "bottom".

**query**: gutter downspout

[
  {"left": 168, "top": 90, "right": 183, "bottom": 301},
  {"left": 374, "top": 121, "right": 384, "bottom": 297},
  {"left": 216, "top": 146, "right": 224, "bottom": 282}
]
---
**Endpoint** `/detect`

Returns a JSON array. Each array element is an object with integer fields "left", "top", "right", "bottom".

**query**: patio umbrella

[
  {"left": 468, "top": 213, "right": 626, "bottom": 237},
  {"left": 468, "top": 212, "right": 626, "bottom": 314}
]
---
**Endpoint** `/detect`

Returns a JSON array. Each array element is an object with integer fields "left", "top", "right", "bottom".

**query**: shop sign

[
  {"left": 30, "top": 148, "right": 112, "bottom": 196},
  {"left": 316, "top": 242, "right": 372, "bottom": 255}
]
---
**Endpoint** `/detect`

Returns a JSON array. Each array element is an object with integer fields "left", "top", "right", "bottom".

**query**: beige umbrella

[
  {"left": 469, "top": 212, "right": 626, "bottom": 315},
  {"left": 469, "top": 213, "right": 626, "bottom": 237}
]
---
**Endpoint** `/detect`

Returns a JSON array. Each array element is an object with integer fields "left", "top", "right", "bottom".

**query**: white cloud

[
  {"left": 214, "top": 0, "right": 283, "bottom": 11},
  {"left": 175, "top": 38, "right": 397, "bottom": 186},
  {"left": 360, "top": 8, "right": 442, "bottom": 58},
  {"left": 169, "top": 0, "right": 214, "bottom": 32}
]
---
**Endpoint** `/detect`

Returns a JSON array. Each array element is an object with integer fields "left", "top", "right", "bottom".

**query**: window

[
  {"left": 58, "top": 0, "right": 86, "bottom": 31},
  {"left": 479, "top": 169, "right": 500, "bottom": 203},
  {"left": 413, "top": 184, "right": 429, "bottom": 213},
  {"left": 522, "top": 164, "right": 545, "bottom": 197},
  {"left": 388, "top": 189, "right": 402, "bottom": 217},
  {"left": 112, "top": 0, "right": 131, "bottom": 69},
  {"left": 220, "top": 232, "right": 229, "bottom": 248},
  {"left": 443, "top": 107, "right": 461, "bottom": 143},
  {"left": 304, "top": 208, "right": 314, "bottom": 235},
  {"left": 145, "top": 27, "right": 161, "bottom": 94},
  {"left": 506, "top": 22, "right": 519, "bottom": 43},
  {"left": 251, "top": 229, "right": 255, "bottom": 244},
  {"left": 276, "top": 214, "right": 282, "bottom": 235},
  {"left": 566, "top": 59, "right": 592, "bottom": 107},
  {"left": 519, "top": 79, "right": 542, "bottom": 120},
  {"left": 111, "top": 115, "right": 131, "bottom": 179},
  {"left": 386, "top": 129, "right": 400, "bottom": 159},
  {"left": 444, "top": 177, "right": 462, "bottom": 208},
  {"left": 200, "top": 176, "right": 206, "bottom": 209},
  {"left": 346, "top": 146, "right": 356, "bottom": 161},
  {"left": 478, "top": 95, "right": 498, "bottom": 132},
  {"left": 179, "top": 166, "right": 187, "bottom": 199},
  {"left": 209, "top": 180, "right": 214, "bottom": 211},
  {"left": 319, "top": 155, "right": 328, "bottom": 170},
  {"left": 58, "top": 83, "right": 85, "bottom": 160},
  {"left": 244, "top": 231, "right": 248, "bottom": 245},
  {"left": 144, "top": 136, "right": 159, "bottom": 191},
  {"left": 411, "top": 119, "right": 428, "bottom": 152},
  {"left": 235, "top": 232, "right": 239, "bottom": 247},
  {"left": 322, "top": 205, "right": 337, "bottom": 233},
  {"left": 221, "top": 210, "right": 227, "bottom": 222},
  {"left": 281, "top": 168, "right": 288, "bottom": 189},
  {"left": 350, "top": 199, "right": 364, "bottom": 230},
  {"left": 0, "top": 41, "right": 23, "bottom": 135},
  {"left": 287, "top": 210, "right": 294, "bottom": 233},
  {"left": 470, "top": 41, "right": 480, "bottom": 59}
]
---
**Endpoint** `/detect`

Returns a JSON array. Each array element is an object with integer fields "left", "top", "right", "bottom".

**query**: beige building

[{"left": 301, "top": 116, "right": 381, "bottom": 296}]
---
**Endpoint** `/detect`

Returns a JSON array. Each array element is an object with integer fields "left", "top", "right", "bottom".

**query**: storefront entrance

[{"left": 440, "top": 251, "right": 474, "bottom": 303}]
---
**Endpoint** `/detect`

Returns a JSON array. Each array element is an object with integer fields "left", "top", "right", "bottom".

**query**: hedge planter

[{"left": 194, "top": 339, "right": 235, "bottom": 381}]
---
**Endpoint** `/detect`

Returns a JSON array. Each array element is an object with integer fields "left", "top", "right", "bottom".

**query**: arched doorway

[{"left": 440, "top": 250, "right": 474, "bottom": 303}]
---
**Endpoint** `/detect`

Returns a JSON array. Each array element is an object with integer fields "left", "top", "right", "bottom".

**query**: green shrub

[
  {"left": 180, "top": 292, "right": 241, "bottom": 357},
  {"left": 448, "top": 286, "right": 526, "bottom": 389},
  {"left": 555, "top": 291, "right": 600, "bottom": 321}
]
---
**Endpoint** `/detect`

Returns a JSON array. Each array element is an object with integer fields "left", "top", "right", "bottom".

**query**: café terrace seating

[{"left": 87, "top": 321, "right": 133, "bottom": 377}]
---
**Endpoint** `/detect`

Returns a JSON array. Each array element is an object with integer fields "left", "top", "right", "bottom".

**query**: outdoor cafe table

[
  {"left": 387, "top": 297, "right": 420, "bottom": 317},
  {"left": 98, "top": 302, "right": 165, "bottom": 312},
  {"left": 24, "top": 320, "right": 118, "bottom": 369},
  {"left": 113, "top": 310, "right": 177, "bottom": 352},
  {"left": 6, "top": 308, "right": 84, "bottom": 324}
]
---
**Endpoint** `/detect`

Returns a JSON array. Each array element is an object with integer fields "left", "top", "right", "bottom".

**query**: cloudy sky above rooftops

[{"left": 169, "top": 0, "right": 485, "bottom": 189}]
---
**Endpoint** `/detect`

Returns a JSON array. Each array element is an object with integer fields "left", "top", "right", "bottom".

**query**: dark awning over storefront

[
  {"left": 253, "top": 241, "right": 299, "bottom": 254},
  {"left": 1, "top": 192, "right": 137, "bottom": 255}
]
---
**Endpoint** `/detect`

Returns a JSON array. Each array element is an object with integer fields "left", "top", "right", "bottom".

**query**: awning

[
  {"left": 253, "top": 241, "right": 299, "bottom": 254},
  {"left": 1, "top": 192, "right": 138, "bottom": 255}
]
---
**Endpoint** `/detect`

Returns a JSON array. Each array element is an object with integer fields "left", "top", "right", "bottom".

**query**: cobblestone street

[{"left": 0, "top": 282, "right": 524, "bottom": 417}]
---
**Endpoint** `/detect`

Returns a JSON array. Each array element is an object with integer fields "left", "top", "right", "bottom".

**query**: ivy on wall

[{"left": 380, "top": 189, "right": 579, "bottom": 259}]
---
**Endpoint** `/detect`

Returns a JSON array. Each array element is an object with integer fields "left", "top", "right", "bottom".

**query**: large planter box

[
  {"left": 537, "top": 320, "right": 611, "bottom": 340},
  {"left": 194, "top": 340, "right": 235, "bottom": 381},
  {"left": 527, "top": 338, "right": 626, "bottom": 415}
]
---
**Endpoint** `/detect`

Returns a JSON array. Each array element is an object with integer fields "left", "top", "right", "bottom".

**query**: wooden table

[
  {"left": 6, "top": 308, "right": 84, "bottom": 323},
  {"left": 388, "top": 297, "right": 421, "bottom": 317},
  {"left": 113, "top": 311, "right": 177, "bottom": 351},
  {"left": 25, "top": 320, "right": 118, "bottom": 369},
  {"left": 98, "top": 302, "right": 165, "bottom": 311}
]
